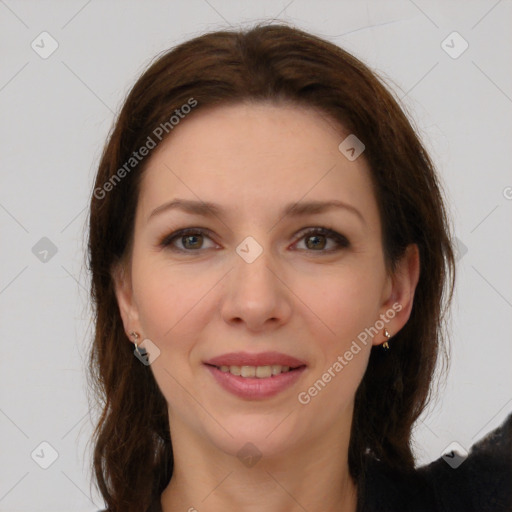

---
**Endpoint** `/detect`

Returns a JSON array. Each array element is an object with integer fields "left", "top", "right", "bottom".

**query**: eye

[
  {"left": 159, "top": 228, "right": 217, "bottom": 252},
  {"left": 293, "top": 227, "right": 350, "bottom": 252},
  {"left": 159, "top": 226, "right": 350, "bottom": 253}
]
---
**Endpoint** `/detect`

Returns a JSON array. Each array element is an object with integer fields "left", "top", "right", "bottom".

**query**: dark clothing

[
  {"left": 359, "top": 413, "right": 512, "bottom": 511},
  {"left": 99, "top": 413, "right": 512, "bottom": 511}
]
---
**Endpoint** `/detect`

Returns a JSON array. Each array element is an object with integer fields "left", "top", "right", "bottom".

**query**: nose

[{"left": 220, "top": 240, "right": 292, "bottom": 332}]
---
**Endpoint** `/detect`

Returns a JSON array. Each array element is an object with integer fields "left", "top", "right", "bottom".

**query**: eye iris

[
  {"left": 183, "top": 234, "right": 202, "bottom": 249},
  {"left": 306, "top": 234, "right": 326, "bottom": 250}
]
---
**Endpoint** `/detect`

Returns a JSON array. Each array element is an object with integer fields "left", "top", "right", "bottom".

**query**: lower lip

[{"left": 205, "top": 364, "right": 307, "bottom": 400}]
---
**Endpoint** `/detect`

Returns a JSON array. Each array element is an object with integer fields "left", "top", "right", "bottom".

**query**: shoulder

[
  {"left": 361, "top": 413, "right": 512, "bottom": 512},
  {"left": 416, "top": 412, "right": 512, "bottom": 512},
  {"left": 360, "top": 455, "right": 435, "bottom": 511}
]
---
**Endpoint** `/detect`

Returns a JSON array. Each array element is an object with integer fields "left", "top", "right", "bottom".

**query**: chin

[{"left": 200, "top": 413, "right": 306, "bottom": 461}]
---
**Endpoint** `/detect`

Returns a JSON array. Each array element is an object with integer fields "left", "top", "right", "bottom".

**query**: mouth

[
  {"left": 204, "top": 363, "right": 306, "bottom": 378},
  {"left": 203, "top": 351, "right": 308, "bottom": 399},
  {"left": 203, "top": 361, "right": 307, "bottom": 400}
]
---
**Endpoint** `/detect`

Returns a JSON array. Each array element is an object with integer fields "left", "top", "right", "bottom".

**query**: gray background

[{"left": 1, "top": 1, "right": 511, "bottom": 510}]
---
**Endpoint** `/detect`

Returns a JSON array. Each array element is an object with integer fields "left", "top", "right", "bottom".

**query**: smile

[
  {"left": 204, "top": 363, "right": 307, "bottom": 399},
  {"left": 213, "top": 364, "right": 298, "bottom": 378}
]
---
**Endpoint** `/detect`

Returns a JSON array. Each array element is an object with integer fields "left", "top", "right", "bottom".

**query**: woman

[{"left": 87, "top": 23, "right": 511, "bottom": 512}]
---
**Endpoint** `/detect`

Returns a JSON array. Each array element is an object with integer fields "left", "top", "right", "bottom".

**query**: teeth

[{"left": 218, "top": 364, "right": 292, "bottom": 378}]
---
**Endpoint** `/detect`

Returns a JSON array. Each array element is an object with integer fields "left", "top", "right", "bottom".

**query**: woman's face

[{"left": 114, "top": 102, "right": 417, "bottom": 460}]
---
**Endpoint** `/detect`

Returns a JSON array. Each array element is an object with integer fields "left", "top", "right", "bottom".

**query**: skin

[{"left": 113, "top": 102, "right": 420, "bottom": 512}]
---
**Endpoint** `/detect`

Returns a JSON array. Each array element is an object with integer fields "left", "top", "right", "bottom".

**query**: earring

[
  {"left": 130, "top": 331, "right": 145, "bottom": 357},
  {"left": 382, "top": 328, "right": 391, "bottom": 350}
]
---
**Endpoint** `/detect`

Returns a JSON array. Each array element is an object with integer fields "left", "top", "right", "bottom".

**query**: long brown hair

[{"left": 86, "top": 23, "right": 456, "bottom": 512}]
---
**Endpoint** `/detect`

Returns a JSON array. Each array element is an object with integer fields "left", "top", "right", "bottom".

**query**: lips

[
  {"left": 204, "top": 351, "right": 307, "bottom": 368},
  {"left": 205, "top": 364, "right": 307, "bottom": 399}
]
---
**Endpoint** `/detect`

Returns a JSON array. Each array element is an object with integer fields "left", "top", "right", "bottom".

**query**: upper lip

[{"left": 204, "top": 351, "right": 307, "bottom": 368}]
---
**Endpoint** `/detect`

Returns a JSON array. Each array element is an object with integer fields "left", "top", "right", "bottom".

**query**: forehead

[{"left": 137, "top": 102, "right": 380, "bottom": 229}]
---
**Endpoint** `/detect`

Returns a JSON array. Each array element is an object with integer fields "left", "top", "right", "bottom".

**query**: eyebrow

[{"left": 148, "top": 198, "right": 366, "bottom": 225}]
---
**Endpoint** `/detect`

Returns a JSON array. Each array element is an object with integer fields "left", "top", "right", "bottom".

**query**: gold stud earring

[{"left": 382, "top": 328, "right": 391, "bottom": 350}]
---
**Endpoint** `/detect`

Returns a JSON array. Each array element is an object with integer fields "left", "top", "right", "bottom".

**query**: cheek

[
  {"left": 296, "top": 274, "right": 376, "bottom": 410},
  {"left": 132, "top": 258, "right": 203, "bottom": 342},
  {"left": 293, "top": 267, "right": 382, "bottom": 391},
  {"left": 297, "top": 264, "right": 384, "bottom": 336},
  {"left": 132, "top": 261, "right": 205, "bottom": 407}
]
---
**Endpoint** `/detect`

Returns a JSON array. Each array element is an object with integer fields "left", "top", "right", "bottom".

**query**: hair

[{"left": 86, "top": 22, "right": 456, "bottom": 512}]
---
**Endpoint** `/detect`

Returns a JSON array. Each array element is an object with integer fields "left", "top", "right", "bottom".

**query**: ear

[
  {"left": 374, "top": 243, "right": 420, "bottom": 346},
  {"left": 112, "top": 259, "right": 141, "bottom": 343}
]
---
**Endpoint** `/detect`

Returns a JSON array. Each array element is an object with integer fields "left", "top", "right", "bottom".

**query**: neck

[{"left": 160, "top": 416, "right": 358, "bottom": 512}]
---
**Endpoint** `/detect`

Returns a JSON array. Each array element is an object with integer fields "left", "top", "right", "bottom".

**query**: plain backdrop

[{"left": 1, "top": 1, "right": 511, "bottom": 511}]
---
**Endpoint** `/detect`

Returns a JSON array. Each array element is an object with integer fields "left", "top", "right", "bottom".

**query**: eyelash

[{"left": 158, "top": 227, "right": 350, "bottom": 254}]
